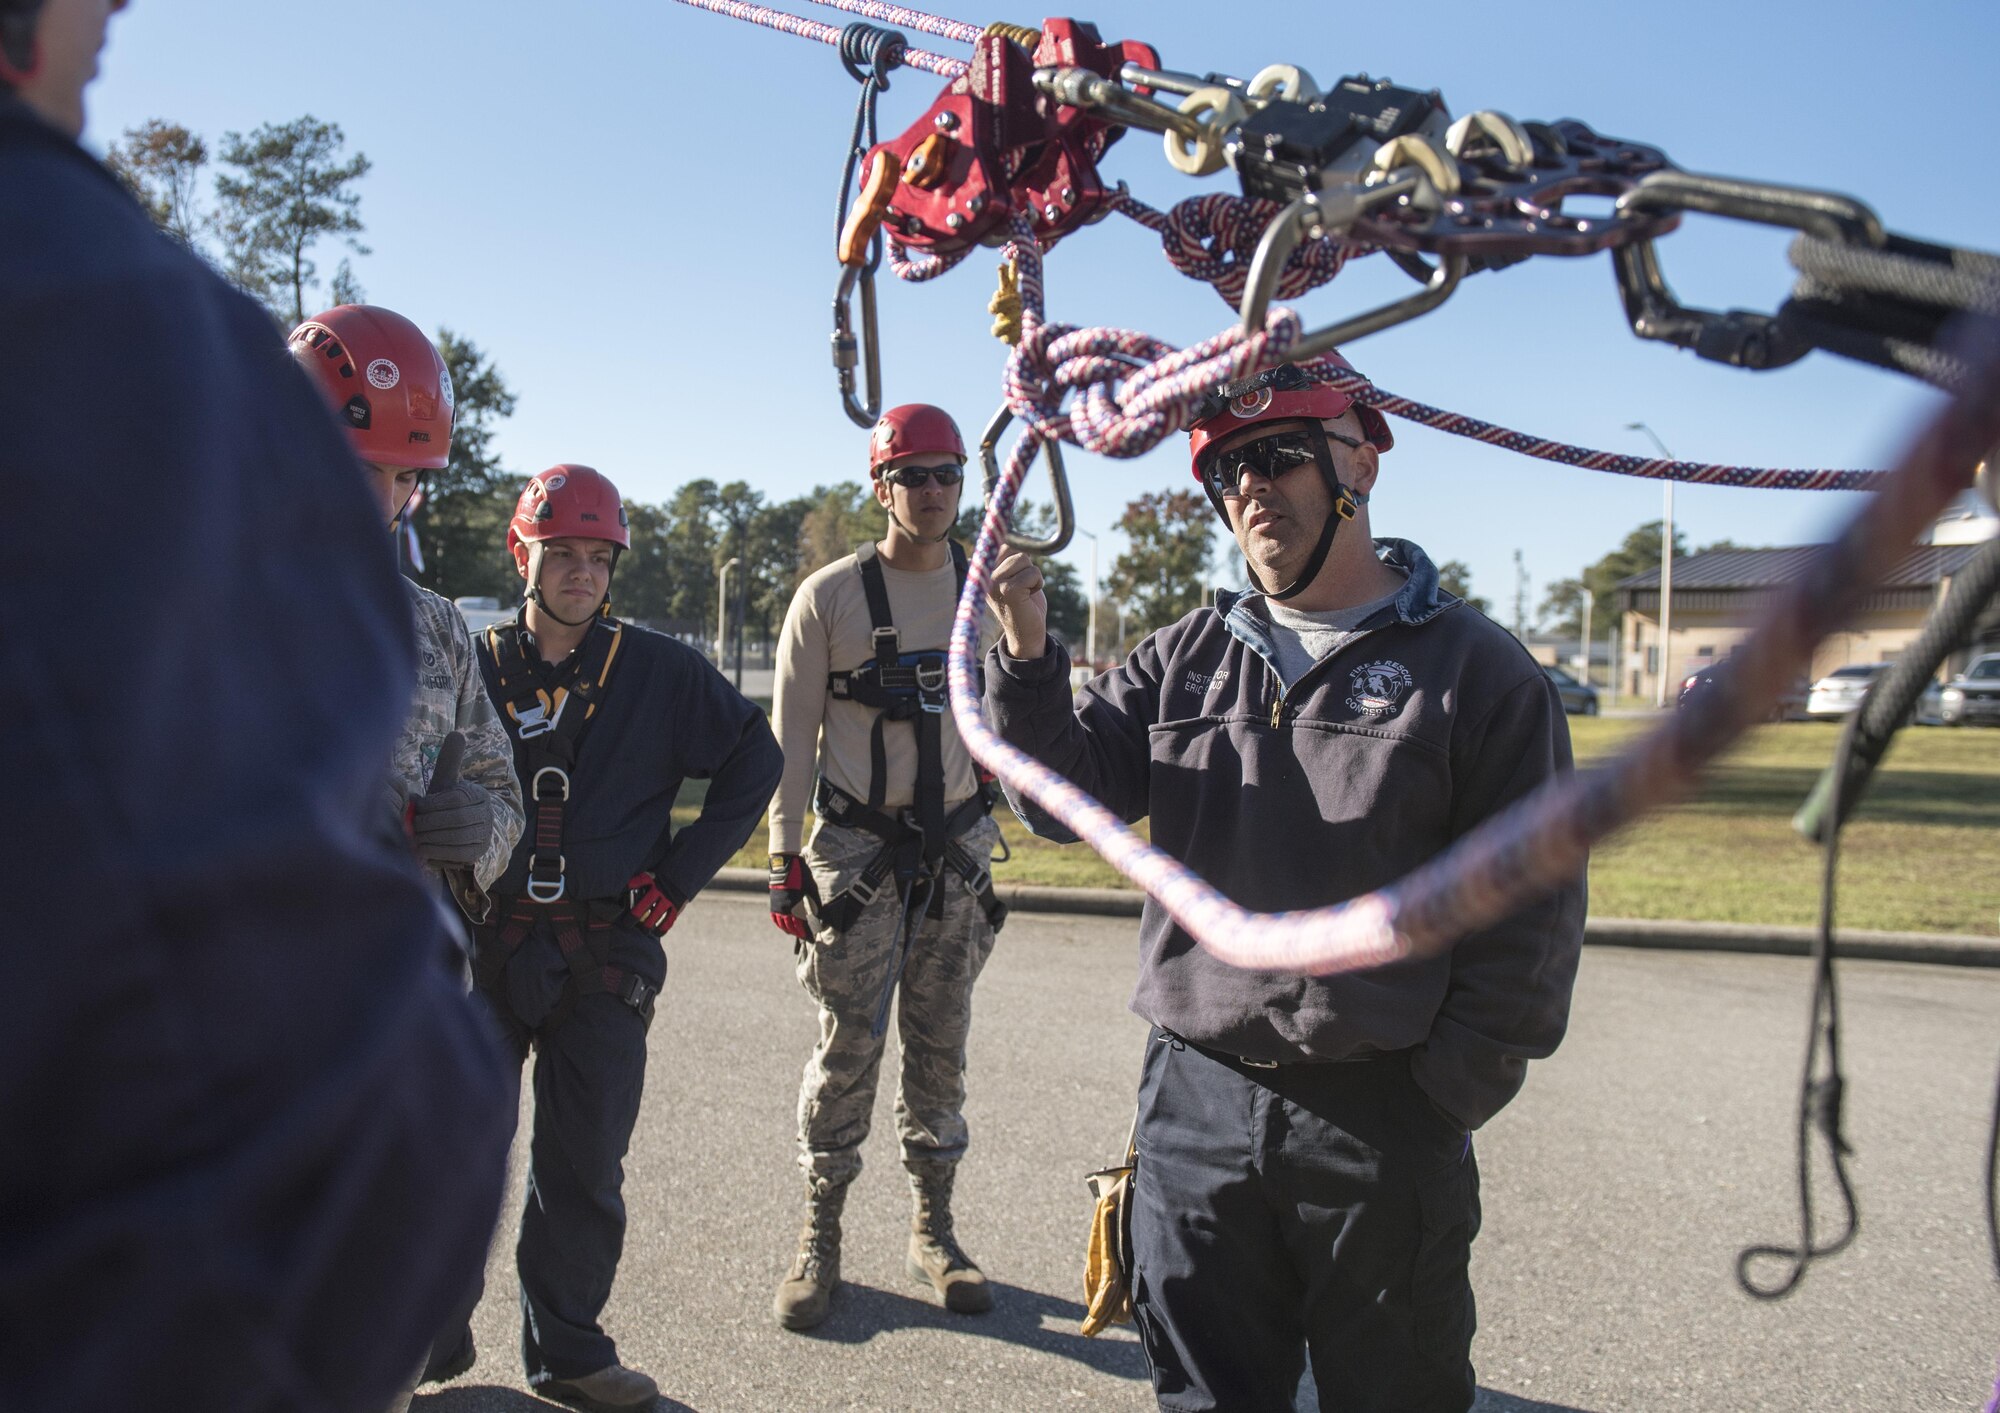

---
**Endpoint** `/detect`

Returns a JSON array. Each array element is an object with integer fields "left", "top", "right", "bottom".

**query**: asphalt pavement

[{"left": 418, "top": 895, "right": 2000, "bottom": 1413}]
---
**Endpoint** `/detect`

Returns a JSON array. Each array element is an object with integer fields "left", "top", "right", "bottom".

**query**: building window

[
  {"left": 1646, "top": 646, "right": 1659, "bottom": 673},
  {"left": 1697, "top": 645, "right": 1714, "bottom": 657}
]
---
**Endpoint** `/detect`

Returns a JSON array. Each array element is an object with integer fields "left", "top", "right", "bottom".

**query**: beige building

[{"left": 1615, "top": 540, "right": 1994, "bottom": 704}]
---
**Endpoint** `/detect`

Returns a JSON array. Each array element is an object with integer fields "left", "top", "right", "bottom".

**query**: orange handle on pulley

[{"left": 837, "top": 149, "right": 901, "bottom": 268}]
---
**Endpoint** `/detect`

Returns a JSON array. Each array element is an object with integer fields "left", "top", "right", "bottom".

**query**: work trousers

[
  {"left": 794, "top": 815, "right": 1002, "bottom": 1192},
  {"left": 432, "top": 911, "right": 660, "bottom": 1387},
  {"left": 1130, "top": 1030, "right": 1481, "bottom": 1413}
]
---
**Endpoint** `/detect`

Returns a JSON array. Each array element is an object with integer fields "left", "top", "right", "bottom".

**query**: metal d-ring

[
  {"left": 832, "top": 262, "right": 882, "bottom": 429},
  {"left": 979, "top": 403, "right": 1074, "bottom": 555}
]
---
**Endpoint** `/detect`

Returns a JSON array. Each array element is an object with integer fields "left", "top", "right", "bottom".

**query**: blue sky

[{"left": 85, "top": 0, "right": 2000, "bottom": 630}]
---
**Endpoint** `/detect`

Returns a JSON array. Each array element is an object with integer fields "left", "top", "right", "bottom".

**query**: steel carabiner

[
  {"left": 979, "top": 403, "right": 1074, "bottom": 555},
  {"left": 832, "top": 262, "right": 883, "bottom": 429}
]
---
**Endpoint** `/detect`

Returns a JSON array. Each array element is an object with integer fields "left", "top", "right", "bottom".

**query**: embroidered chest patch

[{"left": 1346, "top": 659, "right": 1413, "bottom": 717}]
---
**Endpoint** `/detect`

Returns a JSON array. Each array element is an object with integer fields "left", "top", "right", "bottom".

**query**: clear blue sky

[{"left": 85, "top": 0, "right": 2000, "bottom": 631}]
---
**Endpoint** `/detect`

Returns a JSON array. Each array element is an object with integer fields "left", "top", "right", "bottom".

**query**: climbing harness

[
  {"left": 482, "top": 614, "right": 625, "bottom": 904},
  {"left": 815, "top": 540, "right": 1008, "bottom": 1036},
  {"left": 472, "top": 613, "right": 656, "bottom": 1039}
]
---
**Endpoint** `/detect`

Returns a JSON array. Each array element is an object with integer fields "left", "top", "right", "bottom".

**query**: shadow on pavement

[
  {"left": 414, "top": 1384, "right": 699, "bottom": 1413},
  {"left": 1473, "top": 1389, "right": 1601, "bottom": 1413},
  {"left": 792, "top": 1280, "right": 1150, "bottom": 1380}
]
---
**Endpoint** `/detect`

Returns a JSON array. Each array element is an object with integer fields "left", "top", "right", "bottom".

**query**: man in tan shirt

[{"left": 765, "top": 404, "right": 1008, "bottom": 1332}]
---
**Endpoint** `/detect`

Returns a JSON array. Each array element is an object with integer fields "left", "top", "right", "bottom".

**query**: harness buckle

[
  {"left": 871, "top": 625, "right": 901, "bottom": 656},
  {"left": 843, "top": 872, "right": 884, "bottom": 910},
  {"left": 525, "top": 856, "right": 567, "bottom": 903},
  {"left": 532, "top": 766, "right": 571, "bottom": 801},
  {"left": 514, "top": 699, "right": 563, "bottom": 739}
]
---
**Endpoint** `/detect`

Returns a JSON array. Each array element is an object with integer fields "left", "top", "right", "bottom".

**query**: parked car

[
  {"left": 1938, "top": 653, "right": 2000, "bottom": 726},
  {"left": 453, "top": 594, "right": 511, "bottom": 634},
  {"left": 1805, "top": 662, "right": 1889, "bottom": 718},
  {"left": 1543, "top": 664, "right": 1599, "bottom": 715},
  {"left": 1674, "top": 661, "right": 1810, "bottom": 720}
]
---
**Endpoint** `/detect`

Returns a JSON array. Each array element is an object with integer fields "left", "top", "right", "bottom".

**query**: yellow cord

[{"left": 989, "top": 256, "right": 1023, "bottom": 346}]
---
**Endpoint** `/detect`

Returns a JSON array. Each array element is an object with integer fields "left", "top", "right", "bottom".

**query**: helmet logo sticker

[
  {"left": 438, "top": 362, "right": 455, "bottom": 414},
  {"left": 366, "top": 358, "right": 401, "bottom": 390},
  {"left": 545, "top": 472, "right": 568, "bottom": 491},
  {"left": 1346, "top": 660, "right": 1413, "bottom": 718},
  {"left": 1230, "top": 387, "right": 1274, "bottom": 419},
  {"left": 342, "top": 394, "right": 371, "bottom": 429}
]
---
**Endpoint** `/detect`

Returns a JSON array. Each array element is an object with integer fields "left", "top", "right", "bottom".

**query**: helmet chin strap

[
  {"left": 1210, "top": 423, "right": 1364, "bottom": 602},
  {"left": 525, "top": 542, "right": 619, "bottom": 629}
]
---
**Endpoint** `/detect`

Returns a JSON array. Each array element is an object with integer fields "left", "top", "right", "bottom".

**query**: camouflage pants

[{"left": 794, "top": 814, "right": 1003, "bottom": 1193}]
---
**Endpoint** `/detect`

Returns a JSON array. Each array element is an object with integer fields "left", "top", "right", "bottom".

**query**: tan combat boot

[
  {"left": 774, "top": 1183, "right": 846, "bottom": 1331},
  {"left": 907, "top": 1165, "right": 992, "bottom": 1314}
]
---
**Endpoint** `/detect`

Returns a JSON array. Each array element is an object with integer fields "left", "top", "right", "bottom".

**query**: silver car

[
  {"left": 1939, "top": 654, "right": 2000, "bottom": 726},
  {"left": 1805, "top": 662, "right": 1889, "bottom": 718}
]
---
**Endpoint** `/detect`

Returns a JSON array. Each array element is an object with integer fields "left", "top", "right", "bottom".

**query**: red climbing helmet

[
  {"left": 289, "top": 305, "right": 455, "bottom": 470},
  {"left": 507, "top": 465, "right": 631, "bottom": 559},
  {"left": 869, "top": 403, "right": 966, "bottom": 472},
  {"left": 1186, "top": 356, "right": 1393, "bottom": 479}
]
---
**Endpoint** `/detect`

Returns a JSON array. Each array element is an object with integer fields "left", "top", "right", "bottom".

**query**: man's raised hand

[{"left": 986, "top": 550, "right": 1050, "bottom": 661}]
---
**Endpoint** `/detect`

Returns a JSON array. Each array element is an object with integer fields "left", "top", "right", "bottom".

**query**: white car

[
  {"left": 1804, "top": 662, "right": 1889, "bottom": 718},
  {"left": 1938, "top": 654, "right": 2000, "bottom": 727}
]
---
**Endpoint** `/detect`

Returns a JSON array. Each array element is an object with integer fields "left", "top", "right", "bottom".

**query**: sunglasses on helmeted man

[
  {"left": 880, "top": 464, "right": 966, "bottom": 489},
  {"left": 1198, "top": 427, "right": 1364, "bottom": 500}
]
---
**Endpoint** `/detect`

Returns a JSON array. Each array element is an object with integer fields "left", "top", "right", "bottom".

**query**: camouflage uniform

[
  {"left": 394, "top": 582, "right": 523, "bottom": 918},
  {"left": 795, "top": 811, "right": 1004, "bottom": 1193}
]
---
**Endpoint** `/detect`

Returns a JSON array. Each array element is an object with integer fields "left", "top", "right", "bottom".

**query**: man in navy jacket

[
  {"left": 983, "top": 360, "right": 1587, "bottom": 1413},
  {"left": 0, "top": 4, "right": 514, "bottom": 1409}
]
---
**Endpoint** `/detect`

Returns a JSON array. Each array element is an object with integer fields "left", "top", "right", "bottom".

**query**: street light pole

[
  {"left": 716, "top": 557, "right": 740, "bottom": 669},
  {"left": 1626, "top": 421, "right": 1678, "bottom": 707},
  {"left": 1578, "top": 586, "right": 1594, "bottom": 686},
  {"left": 1076, "top": 529, "right": 1099, "bottom": 668}
]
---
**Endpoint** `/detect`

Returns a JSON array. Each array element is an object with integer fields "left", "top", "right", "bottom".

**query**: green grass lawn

[{"left": 689, "top": 714, "right": 1999, "bottom": 936}]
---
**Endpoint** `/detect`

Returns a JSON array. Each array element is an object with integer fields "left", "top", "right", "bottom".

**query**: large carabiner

[
  {"left": 979, "top": 403, "right": 1074, "bottom": 555},
  {"left": 1239, "top": 179, "right": 1466, "bottom": 358},
  {"left": 832, "top": 262, "right": 883, "bottom": 429}
]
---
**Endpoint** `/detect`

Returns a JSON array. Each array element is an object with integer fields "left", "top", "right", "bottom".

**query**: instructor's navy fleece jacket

[{"left": 984, "top": 539, "right": 1586, "bottom": 1129}]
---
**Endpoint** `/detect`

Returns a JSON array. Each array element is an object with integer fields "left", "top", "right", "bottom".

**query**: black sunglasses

[
  {"left": 881, "top": 463, "right": 965, "bottom": 489},
  {"left": 1198, "top": 427, "right": 1367, "bottom": 500}
]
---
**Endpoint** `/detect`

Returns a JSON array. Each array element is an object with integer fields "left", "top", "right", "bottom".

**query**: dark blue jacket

[
  {"left": 0, "top": 100, "right": 512, "bottom": 1412},
  {"left": 985, "top": 539, "right": 1586, "bottom": 1129},
  {"left": 480, "top": 618, "right": 783, "bottom": 911}
]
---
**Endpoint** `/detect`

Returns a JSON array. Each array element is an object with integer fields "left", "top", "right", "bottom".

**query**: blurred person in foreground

[{"left": 0, "top": 3, "right": 514, "bottom": 1408}]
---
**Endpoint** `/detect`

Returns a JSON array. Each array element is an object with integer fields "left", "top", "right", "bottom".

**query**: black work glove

[{"left": 410, "top": 731, "right": 491, "bottom": 867}]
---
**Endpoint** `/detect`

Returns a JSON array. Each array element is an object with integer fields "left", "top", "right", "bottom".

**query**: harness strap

[
  {"left": 479, "top": 613, "right": 625, "bottom": 902},
  {"left": 474, "top": 898, "right": 659, "bottom": 1039},
  {"left": 812, "top": 779, "right": 1006, "bottom": 934}
]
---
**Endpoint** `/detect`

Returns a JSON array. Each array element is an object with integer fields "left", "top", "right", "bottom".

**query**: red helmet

[
  {"left": 1186, "top": 356, "right": 1393, "bottom": 479},
  {"left": 869, "top": 403, "right": 965, "bottom": 472},
  {"left": 507, "top": 464, "right": 630, "bottom": 560},
  {"left": 289, "top": 305, "right": 455, "bottom": 470}
]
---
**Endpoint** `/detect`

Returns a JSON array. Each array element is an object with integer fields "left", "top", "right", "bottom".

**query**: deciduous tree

[
  {"left": 104, "top": 119, "right": 209, "bottom": 251},
  {"left": 1110, "top": 489, "right": 1215, "bottom": 636},
  {"left": 407, "top": 330, "right": 519, "bottom": 603}
]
